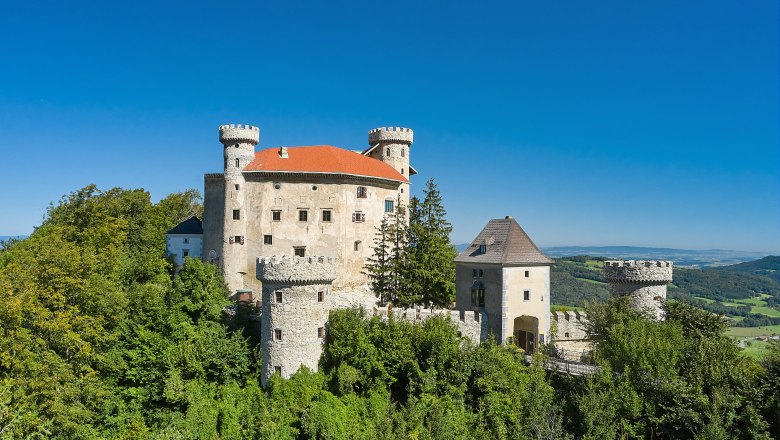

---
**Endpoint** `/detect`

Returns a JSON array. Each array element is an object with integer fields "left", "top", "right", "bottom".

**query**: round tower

[
  {"left": 257, "top": 256, "right": 337, "bottom": 387},
  {"left": 367, "top": 127, "right": 413, "bottom": 208},
  {"left": 218, "top": 124, "right": 260, "bottom": 296},
  {"left": 604, "top": 260, "right": 673, "bottom": 320}
]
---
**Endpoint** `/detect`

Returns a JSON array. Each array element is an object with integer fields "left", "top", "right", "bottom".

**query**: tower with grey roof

[{"left": 453, "top": 216, "right": 553, "bottom": 353}]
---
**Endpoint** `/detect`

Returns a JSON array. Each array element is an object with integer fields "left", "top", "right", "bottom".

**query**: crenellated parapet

[
  {"left": 604, "top": 260, "right": 673, "bottom": 284},
  {"left": 368, "top": 126, "right": 414, "bottom": 145},
  {"left": 219, "top": 124, "right": 260, "bottom": 145},
  {"left": 370, "top": 305, "right": 488, "bottom": 343},
  {"left": 257, "top": 256, "right": 338, "bottom": 284}
]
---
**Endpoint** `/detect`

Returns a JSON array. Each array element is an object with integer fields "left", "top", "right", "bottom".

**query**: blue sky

[{"left": 0, "top": 0, "right": 778, "bottom": 252}]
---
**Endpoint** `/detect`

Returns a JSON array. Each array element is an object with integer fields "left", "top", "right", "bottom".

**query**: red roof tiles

[{"left": 244, "top": 146, "right": 408, "bottom": 183}]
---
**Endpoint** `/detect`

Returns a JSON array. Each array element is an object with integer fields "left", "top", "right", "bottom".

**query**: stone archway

[{"left": 513, "top": 315, "right": 539, "bottom": 354}]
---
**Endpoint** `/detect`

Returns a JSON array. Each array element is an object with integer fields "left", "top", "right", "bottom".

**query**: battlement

[
  {"left": 256, "top": 255, "right": 338, "bottom": 284},
  {"left": 604, "top": 260, "right": 673, "bottom": 284},
  {"left": 552, "top": 311, "right": 588, "bottom": 323},
  {"left": 368, "top": 126, "right": 414, "bottom": 146},
  {"left": 219, "top": 124, "right": 260, "bottom": 145}
]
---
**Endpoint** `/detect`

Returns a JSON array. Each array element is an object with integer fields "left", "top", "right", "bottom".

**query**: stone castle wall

[
  {"left": 258, "top": 256, "right": 337, "bottom": 386},
  {"left": 604, "top": 260, "right": 673, "bottom": 320},
  {"left": 552, "top": 311, "right": 592, "bottom": 360},
  {"left": 370, "top": 305, "right": 488, "bottom": 344}
]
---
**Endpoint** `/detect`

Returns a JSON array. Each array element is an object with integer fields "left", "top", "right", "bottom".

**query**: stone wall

[
  {"left": 370, "top": 305, "right": 488, "bottom": 344},
  {"left": 552, "top": 311, "right": 592, "bottom": 360},
  {"left": 604, "top": 260, "right": 673, "bottom": 320}
]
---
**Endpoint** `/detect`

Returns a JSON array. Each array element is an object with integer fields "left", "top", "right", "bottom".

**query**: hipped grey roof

[
  {"left": 166, "top": 215, "right": 203, "bottom": 235},
  {"left": 454, "top": 217, "right": 553, "bottom": 265}
]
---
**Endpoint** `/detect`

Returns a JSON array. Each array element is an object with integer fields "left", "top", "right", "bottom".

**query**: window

[
  {"left": 384, "top": 199, "right": 394, "bottom": 213},
  {"left": 322, "top": 210, "right": 332, "bottom": 222},
  {"left": 352, "top": 212, "right": 365, "bottom": 222},
  {"left": 231, "top": 235, "right": 244, "bottom": 245},
  {"left": 235, "top": 158, "right": 240, "bottom": 167},
  {"left": 274, "top": 329, "right": 282, "bottom": 340},
  {"left": 294, "top": 247, "right": 306, "bottom": 257},
  {"left": 183, "top": 249, "right": 189, "bottom": 258},
  {"left": 274, "top": 183, "right": 281, "bottom": 189},
  {"left": 232, "top": 209, "right": 240, "bottom": 220},
  {"left": 471, "top": 289, "right": 485, "bottom": 307},
  {"left": 525, "top": 270, "right": 530, "bottom": 278},
  {"left": 264, "top": 235, "right": 273, "bottom": 245},
  {"left": 298, "top": 210, "right": 308, "bottom": 221},
  {"left": 354, "top": 240, "right": 361, "bottom": 252},
  {"left": 275, "top": 291, "right": 283, "bottom": 303},
  {"left": 472, "top": 269, "right": 477, "bottom": 278},
  {"left": 272, "top": 210, "right": 281, "bottom": 221},
  {"left": 184, "top": 238, "right": 189, "bottom": 244},
  {"left": 274, "top": 366, "right": 282, "bottom": 375},
  {"left": 564, "top": 332, "right": 570, "bottom": 338},
  {"left": 401, "top": 168, "right": 404, "bottom": 175},
  {"left": 318, "top": 291, "right": 324, "bottom": 302},
  {"left": 479, "top": 269, "right": 484, "bottom": 277},
  {"left": 356, "top": 186, "right": 367, "bottom": 198},
  {"left": 478, "top": 244, "right": 487, "bottom": 254},
  {"left": 235, "top": 184, "right": 240, "bottom": 190},
  {"left": 523, "top": 290, "right": 530, "bottom": 301},
  {"left": 401, "top": 148, "right": 405, "bottom": 157},
  {"left": 312, "top": 185, "right": 318, "bottom": 191},
  {"left": 318, "top": 327, "right": 325, "bottom": 338}
]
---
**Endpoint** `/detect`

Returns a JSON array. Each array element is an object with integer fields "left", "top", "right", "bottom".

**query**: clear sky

[{"left": 0, "top": 0, "right": 778, "bottom": 253}]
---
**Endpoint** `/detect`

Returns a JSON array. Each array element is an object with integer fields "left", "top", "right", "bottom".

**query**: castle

[{"left": 164, "top": 123, "right": 674, "bottom": 384}]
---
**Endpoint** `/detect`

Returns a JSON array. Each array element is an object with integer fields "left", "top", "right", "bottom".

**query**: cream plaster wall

[{"left": 503, "top": 265, "right": 551, "bottom": 345}]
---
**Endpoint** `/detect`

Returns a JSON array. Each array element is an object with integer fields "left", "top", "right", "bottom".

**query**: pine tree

[
  {"left": 364, "top": 199, "right": 418, "bottom": 307},
  {"left": 407, "top": 179, "right": 457, "bottom": 308}
]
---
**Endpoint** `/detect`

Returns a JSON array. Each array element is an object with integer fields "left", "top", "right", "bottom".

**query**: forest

[{"left": 1, "top": 185, "right": 779, "bottom": 439}]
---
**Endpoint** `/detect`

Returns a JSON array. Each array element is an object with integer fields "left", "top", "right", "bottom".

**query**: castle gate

[{"left": 513, "top": 315, "right": 539, "bottom": 354}]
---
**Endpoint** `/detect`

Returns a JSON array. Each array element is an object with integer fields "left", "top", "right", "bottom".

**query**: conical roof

[{"left": 454, "top": 216, "right": 552, "bottom": 265}]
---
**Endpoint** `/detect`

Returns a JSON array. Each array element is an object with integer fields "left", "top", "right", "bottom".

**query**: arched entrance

[{"left": 513, "top": 316, "right": 539, "bottom": 354}]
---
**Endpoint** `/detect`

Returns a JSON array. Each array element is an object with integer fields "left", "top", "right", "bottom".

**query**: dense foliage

[{"left": 365, "top": 179, "right": 457, "bottom": 308}]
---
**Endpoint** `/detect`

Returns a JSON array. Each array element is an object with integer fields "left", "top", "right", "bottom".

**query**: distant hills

[
  {"left": 715, "top": 256, "right": 780, "bottom": 283},
  {"left": 455, "top": 244, "right": 770, "bottom": 268}
]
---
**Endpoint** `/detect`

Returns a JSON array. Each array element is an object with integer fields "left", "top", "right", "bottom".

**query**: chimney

[{"left": 279, "top": 147, "right": 288, "bottom": 158}]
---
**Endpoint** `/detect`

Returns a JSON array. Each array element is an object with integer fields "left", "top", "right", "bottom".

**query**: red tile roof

[{"left": 244, "top": 146, "right": 408, "bottom": 183}]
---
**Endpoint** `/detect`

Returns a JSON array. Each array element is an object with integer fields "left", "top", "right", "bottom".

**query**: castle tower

[
  {"left": 604, "top": 260, "right": 673, "bottom": 320},
  {"left": 257, "top": 256, "right": 337, "bottom": 387},
  {"left": 367, "top": 127, "right": 414, "bottom": 208},
  {"left": 218, "top": 124, "right": 260, "bottom": 296}
]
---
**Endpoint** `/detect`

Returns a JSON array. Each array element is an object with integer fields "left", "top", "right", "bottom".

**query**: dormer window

[{"left": 478, "top": 244, "right": 487, "bottom": 254}]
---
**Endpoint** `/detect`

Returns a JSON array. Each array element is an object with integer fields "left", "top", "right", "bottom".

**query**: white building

[{"left": 165, "top": 215, "right": 204, "bottom": 268}]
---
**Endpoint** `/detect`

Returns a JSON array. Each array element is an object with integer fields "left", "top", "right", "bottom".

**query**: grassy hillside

[{"left": 714, "top": 255, "right": 780, "bottom": 283}]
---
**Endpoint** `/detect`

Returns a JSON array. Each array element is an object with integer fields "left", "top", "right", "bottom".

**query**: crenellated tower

[
  {"left": 367, "top": 127, "right": 413, "bottom": 208},
  {"left": 257, "top": 256, "right": 338, "bottom": 387},
  {"left": 219, "top": 124, "right": 259, "bottom": 296},
  {"left": 604, "top": 260, "right": 673, "bottom": 320}
]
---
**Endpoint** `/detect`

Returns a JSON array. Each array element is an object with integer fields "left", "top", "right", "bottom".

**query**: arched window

[{"left": 235, "top": 158, "right": 240, "bottom": 167}]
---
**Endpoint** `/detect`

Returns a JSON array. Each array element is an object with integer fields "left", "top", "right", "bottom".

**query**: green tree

[
  {"left": 406, "top": 179, "right": 457, "bottom": 308},
  {"left": 365, "top": 201, "right": 415, "bottom": 307}
]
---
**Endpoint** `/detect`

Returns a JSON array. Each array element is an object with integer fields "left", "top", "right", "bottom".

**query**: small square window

[
  {"left": 294, "top": 247, "right": 306, "bottom": 257},
  {"left": 318, "top": 327, "right": 324, "bottom": 338},
  {"left": 298, "top": 210, "right": 308, "bottom": 222},
  {"left": 232, "top": 209, "right": 240, "bottom": 220},
  {"left": 564, "top": 332, "right": 570, "bottom": 338},
  {"left": 184, "top": 238, "right": 189, "bottom": 244},
  {"left": 318, "top": 291, "right": 324, "bottom": 302},
  {"left": 274, "top": 366, "right": 282, "bottom": 374},
  {"left": 275, "top": 291, "right": 283, "bottom": 303},
  {"left": 356, "top": 186, "right": 367, "bottom": 198},
  {"left": 523, "top": 290, "right": 530, "bottom": 301},
  {"left": 233, "top": 236, "right": 244, "bottom": 245},
  {"left": 384, "top": 200, "right": 394, "bottom": 213},
  {"left": 274, "top": 329, "right": 282, "bottom": 340},
  {"left": 272, "top": 210, "right": 281, "bottom": 221},
  {"left": 183, "top": 249, "right": 189, "bottom": 258},
  {"left": 264, "top": 235, "right": 273, "bottom": 245},
  {"left": 322, "top": 210, "right": 331, "bottom": 222},
  {"left": 525, "top": 270, "right": 530, "bottom": 278},
  {"left": 352, "top": 212, "right": 365, "bottom": 222},
  {"left": 235, "top": 184, "right": 240, "bottom": 190}
]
